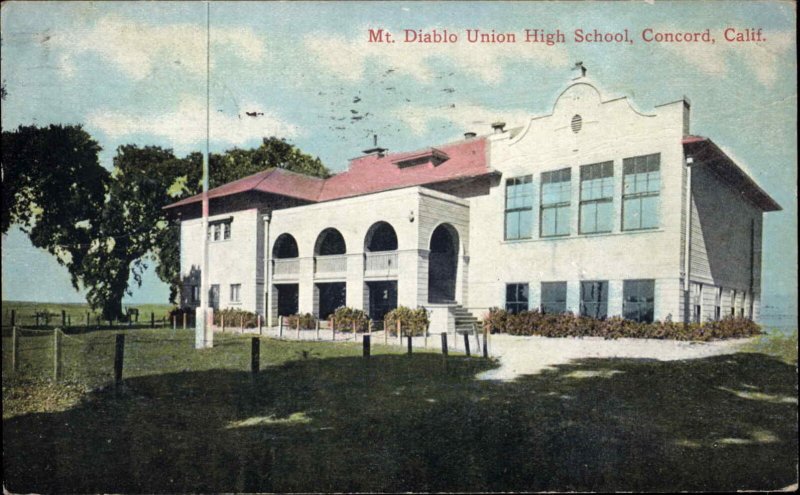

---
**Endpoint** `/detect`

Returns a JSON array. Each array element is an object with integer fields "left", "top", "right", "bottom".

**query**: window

[
  {"left": 505, "top": 283, "right": 529, "bottom": 314},
  {"left": 580, "top": 161, "right": 614, "bottom": 234},
  {"left": 540, "top": 282, "right": 567, "bottom": 314},
  {"left": 690, "top": 282, "right": 702, "bottom": 323},
  {"left": 622, "top": 153, "right": 660, "bottom": 231},
  {"left": 580, "top": 281, "right": 608, "bottom": 319},
  {"left": 505, "top": 176, "right": 533, "bottom": 240},
  {"left": 623, "top": 280, "right": 655, "bottom": 323},
  {"left": 730, "top": 289, "right": 737, "bottom": 316},
  {"left": 208, "top": 219, "right": 232, "bottom": 242},
  {"left": 209, "top": 284, "right": 220, "bottom": 309},
  {"left": 541, "top": 168, "right": 572, "bottom": 237},
  {"left": 191, "top": 285, "right": 200, "bottom": 304},
  {"left": 223, "top": 222, "right": 231, "bottom": 240},
  {"left": 230, "top": 284, "right": 241, "bottom": 303},
  {"left": 213, "top": 224, "right": 221, "bottom": 241},
  {"left": 714, "top": 287, "right": 722, "bottom": 321}
]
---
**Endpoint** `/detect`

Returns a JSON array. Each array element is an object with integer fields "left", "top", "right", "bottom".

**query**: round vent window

[{"left": 571, "top": 114, "right": 583, "bottom": 133}]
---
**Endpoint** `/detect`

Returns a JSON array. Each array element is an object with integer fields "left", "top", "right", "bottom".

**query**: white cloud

[
  {"left": 393, "top": 102, "right": 532, "bottom": 135},
  {"left": 87, "top": 97, "right": 299, "bottom": 147},
  {"left": 52, "top": 15, "right": 266, "bottom": 81},
  {"left": 304, "top": 27, "right": 570, "bottom": 85},
  {"left": 660, "top": 29, "right": 794, "bottom": 87}
]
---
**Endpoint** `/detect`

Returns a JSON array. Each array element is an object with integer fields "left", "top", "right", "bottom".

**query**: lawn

[
  {"left": 2, "top": 300, "right": 174, "bottom": 327},
  {"left": 3, "top": 328, "right": 797, "bottom": 492}
]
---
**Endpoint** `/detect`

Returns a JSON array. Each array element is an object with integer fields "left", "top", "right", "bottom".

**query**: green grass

[
  {"left": 2, "top": 300, "right": 174, "bottom": 327},
  {"left": 742, "top": 328, "right": 798, "bottom": 365},
  {"left": 3, "top": 329, "right": 797, "bottom": 492}
]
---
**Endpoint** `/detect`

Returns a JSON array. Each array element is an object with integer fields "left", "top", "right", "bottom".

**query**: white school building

[{"left": 165, "top": 68, "right": 780, "bottom": 333}]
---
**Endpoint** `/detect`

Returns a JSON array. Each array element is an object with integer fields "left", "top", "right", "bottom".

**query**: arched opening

[
  {"left": 364, "top": 221, "right": 398, "bottom": 252},
  {"left": 427, "top": 223, "right": 459, "bottom": 303},
  {"left": 272, "top": 233, "right": 299, "bottom": 258},
  {"left": 314, "top": 228, "right": 346, "bottom": 256}
]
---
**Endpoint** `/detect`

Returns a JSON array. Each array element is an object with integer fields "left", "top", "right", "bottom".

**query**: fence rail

[
  {"left": 365, "top": 251, "right": 398, "bottom": 276},
  {"left": 314, "top": 255, "right": 347, "bottom": 276},
  {"left": 272, "top": 259, "right": 299, "bottom": 279}
]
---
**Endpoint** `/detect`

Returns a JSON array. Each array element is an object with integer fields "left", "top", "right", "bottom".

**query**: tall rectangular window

[
  {"left": 579, "top": 161, "right": 614, "bottom": 234},
  {"left": 540, "top": 282, "right": 567, "bottom": 314},
  {"left": 210, "top": 284, "right": 220, "bottom": 309},
  {"left": 213, "top": 223, "right": 221, "bottom": 241},
  {"left": 230, "top": 283, "right": 241, "bottom": 303},
  {"left": 505, "top": 283, "right": 529, "bottom": 314},
  {"left": 540, "top": 168, "right": 572, "bottom": 237},
  {"left": 223, "top": 222, "right": 231, "bottom": 240},
  {"left": 191, "top": 285, "right": 200, "bottom": 304},
  {"left": 690, "top": 282, "right": 702, "bottom": 323},
  {"left": 714, "top": 287, "right": 722, "bottom": 321},
  {"left": 580, "top": 281, "right": 608, "bottom": 319},
  {"left": 730, "top": 289, "right": 737, "bottom": 316},
  {"left": 623, "top": 279, "right": 655, "bottom": 323},
  {"left": 622, "top": 153, "right": 660, "bottom": 231},
  {"left": 505, "top": 176, "right": 533, "bottom": 240}
]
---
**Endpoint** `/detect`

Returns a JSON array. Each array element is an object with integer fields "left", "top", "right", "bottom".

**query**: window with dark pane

[
  {"left": 540, "top": 168, "right": 572, "bottom": 237},
  {"left": 540, "top": 281, "right": 567, "bottom": 314},
  {"left": 622, "top": 153, "right": 660, "bottom": 231},
  {"left": 505, "top": 283, "right": 529, "bottom": 314},
  {"left": 580, "top": 280, "right": 608, "bottom": 319},
  {"left": 580, "top": 161, "right": 614, "bottom": 234},
  {"left": 504, "top": 175, "right": 533, "bottom": 240},
  {"left": 622, "top": 279, "right": 655, "bottom": 323}
]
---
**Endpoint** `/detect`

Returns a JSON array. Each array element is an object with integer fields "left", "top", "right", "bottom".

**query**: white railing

[
  {"left": 314, "top": 255, "right": 347, "bottom": 276},
  {"left": 365, "top": 251, "right": 398, "bottom": 276},
  {"left": 273, "top": 259, "right": 299, "bottom": 279}
]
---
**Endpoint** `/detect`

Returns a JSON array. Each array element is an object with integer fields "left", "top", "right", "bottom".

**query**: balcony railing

[
  {"left": 314, "top": 255, "right": 347, "bottom": 277},
  {"left": 273, "top": 258, "right": 299, "bottom": 280},
  {"left": 365, "top": 251, "right": 398, "bottom": 277}
]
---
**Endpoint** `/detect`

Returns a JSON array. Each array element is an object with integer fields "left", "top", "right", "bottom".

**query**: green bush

[
  {"left": 482, "top": 309, "right": 761, "bottom": 341},
  {"left": 330, "top": 306, "right": 369, "bottom": 333},
  {"left": 384, "top": 306, "right": 430, "bottom": 336},
  {"left": 284, "top": 313, "right": 317, "bottom": 330},
  {"left": 214, "top": 308, "right": 258, "bottom": 328}
]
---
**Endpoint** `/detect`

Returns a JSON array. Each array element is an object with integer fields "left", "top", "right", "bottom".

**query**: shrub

[
  {"left": 483, "top": 308, "right": 509, "bottom": 334},
  {"left": 214, "top": 308, "right": 258, "bottom": 328},
  {"left": 284, "top": 313, "right": 317, "bottom": 330},
  {"left": 385, "top": 306, "right": 430, "bottom": 336},
  {"left": 168, "top": 307, "right": 195, "bottom": 325},
  {"left": 330, "top": 306, "right": 369, "bottom": 333}
]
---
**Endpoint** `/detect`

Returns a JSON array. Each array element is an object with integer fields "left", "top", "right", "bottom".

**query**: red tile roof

[{"left": 165, "top": 137, "right": 490, "bottom": 209}]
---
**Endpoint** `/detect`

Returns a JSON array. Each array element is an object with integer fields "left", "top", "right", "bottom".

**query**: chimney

[
  {"left": 362, "top": 134, "right": 387, "bottom": 157},
  {"left": 572, "top": 61, "right": 587, "bottom": 80},
  {"left": 464, "top": 131, "right": 477, "bottom": 139},
  {"left": 491, "top": 122, "right": 506, "bottom": 134}
]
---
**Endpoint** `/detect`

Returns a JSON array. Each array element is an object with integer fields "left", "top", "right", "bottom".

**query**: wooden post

[
  {"left": 11, "top": 326, "right": 19, "bottom": 374},
  {"left": 384, "top": 320, "right": 388, "bottom": 345},
  {"left": 296, "top": 318, "right": 301, "bottom": 339},
  {"left": 441, "top": 333, "right": 448, "bottom": 357},
  {"left": 279, "top": 316, "right": 284, "bottom": 338},
  {"left": 53, "top": 329, "right": 62, "bottom": 382},
  {"left": 128, "top": 314, "right": 132, "bottom": 327},
  {"left": 407, "top": 335, "right": 412, "bottom": 355},
  {"left": 331, "top": 317, "right": 336, "bottom": 341},
  {"left": 61, "top": 310, "right": 66, "bottom": 328},
  {"left": 240, "top": 315, "right": 244, "bottom": 334},
  {"left": 473, "top": 323, "right": 480, "bottom": 352},
  {"left": 172, "top": 315, "right": 177, "bottom": 330},
  {"left": 464, "top": 333, "right": 471, "bottom": 357},
  {"left": 86, "top": 312, "right": 90, "bottom": 329},
  {"left": 35, "top": 313, "right": 40, "bottom": 328},
  {"left": 151, "top": 312, "right": 155, "bottom": 329},
  {"left": 424, "top": 322, "right": 429, "bottom": 348},
  {"left": 315, "top": 320, "right": 320, "bottom": 341},
  {"left": 182, "top": 312, "right": 187, "bottom": 330},
  {"left": 114, "top": 334, "right": 125, "bottom": 388},
  {"left": 363, "top": 334, "right": 371, "bottom": 358},
  {"left": 483, "top": 323, "right": 489, "bottom": 358},
  {"left": 251, "top": 338, "right": 260, "bottom": 375},
  {"left": 258, "top": 314, "right": 263, "bottom": 336},
  {"left": 368, "top": 320, "right": 373, "bottom": 335},
  {"left": 396, "top": 320, "right": 402, "bottom": 346},
  {"left": 222, "top": 314, "right": 226, "bottom": 333},
  {"left": 352, "top": 320, "right": 357, "bottom": 340},
  {"left": 10, "top": 309, "right": 15, "bottom": 327}
]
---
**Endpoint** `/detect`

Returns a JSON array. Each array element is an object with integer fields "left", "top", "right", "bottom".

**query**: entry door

[{"left": 368, "top": 281, "right": 398, "bottom": 321}]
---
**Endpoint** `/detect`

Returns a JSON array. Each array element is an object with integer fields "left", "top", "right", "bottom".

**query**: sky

[{"left": 1, "top": 1, "right": 796, "bottom": 317}]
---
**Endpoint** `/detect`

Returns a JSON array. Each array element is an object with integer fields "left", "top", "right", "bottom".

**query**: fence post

[
  {"left": 61, "top": 310, "right": 66, "bottom": 328},
  {"left": 11, "top": 326, "right": 19, "bottom": 374},
  {"left": 53, "top": 328, "right": 62, "bottom": 382},
  {"left": 352, "top": 320, "right": 357, "bottom": 340},
  {"left": 384, "top": 320, "right": 388, "bottom": 345},
  {"left": 407, "top": 335, "right": 412, "bottom": 355},
  {"left": 363, "top": 334, "right": 371, "bottom": 358},
  {"left": 240, "top": 316, "right": 244, "bottom": 334},
  {"left": 396, "top": 320, "right": 402, "bottom": 346},
  {"left": 279, "top": 316, "right": 284, "bottom": 338},
  {"left": 331, "top": 317, "right": 336, "bottom": 341},
  {"left": 315, "top": 320, "right": 320, "bottom": 341},
  {"left": 151, "top": 312, "right": 155, "bottom": 329},
  {"left": 222, "top": 314, "right": 226, "bottom": 333},
  {"left": 35, "top": 313, "right": 40, "bottom": 328},
  {"left": 172, "top": 315, "right": 177, "bottom": 330},
  {"left": 10, "top": 309, "right": 15, "bottom": 327},
  {"left": 463, "top": 333, "right": 471, "bottom": 357},
  {"left": 483, "top": 323, "right": 489, "bottom": 358},
  {"left": 296, "top": 319, "right": 301, "bottom": 339},
  {"left": 114, "top": 334, "right": 125, "bottom": 388},
  {"left": 251, "top": 338, "right": 260, "bottom": 375},
  {"left": 182, "top": 313, "right": 187, "bottom": 330},
  {"left": 68, "top": 314, "right": 71, "bottom": 327},
  {"left": 473, "top": 323, "right": 480, "bottom": 352},
  {"left": 258, "top": 314, "right": 263, "bottom": 336},
  {"left": 425, "top": 322, "right": 429, "bottom": 348},
  {"left": 368, "top": 320, "right": 373, "bottom": 335},
  {"left": 441, "top": 333, "right": 448, "bottom": 357}
]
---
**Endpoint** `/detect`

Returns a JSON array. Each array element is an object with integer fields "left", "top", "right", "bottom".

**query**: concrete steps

[{"left": 452, "top": 305, "right": 481, "bottom": 333}]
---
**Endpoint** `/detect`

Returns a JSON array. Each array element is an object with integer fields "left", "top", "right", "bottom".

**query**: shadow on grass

[{"left": 3, "top": 352, "right": 797, "bottom": 493}]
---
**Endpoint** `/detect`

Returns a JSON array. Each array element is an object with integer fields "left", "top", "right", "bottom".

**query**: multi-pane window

[
  {"left": 541, "top": 168, "right": 572, "bottom": 237},
  {"left": 690, "top": 282, "right": 702, "bottom": 323},
  {"left": 579, "top": 161, "right": 614, "bottom": 234},
  {"left": 230, "top": 283, "right": 241, "bottom": 303},
  {"left": 208, "top": 220, "right": 232, "bottom": 242},
  {"left": 540, "top": 282, "right": 567, "bottom": 314},
  {"left": 223, "top": 222, "right": 231, "bottom": 240},
  {"left": 622, "top": 153, "right": 660, "bottom": 231},
  {"left": 730, "top": 289, "right": 737, "bottom": 317},
  {"left": 505, "top": 176, "right": 534, "bottom": 240},
  {"left": 505, "top": 283, "right": 529, "bottom": 314},
  {"left": 623, "top": 279, "right": 655, "bottom": 323},
  {"left": 714, "top": 287, "right": 722, "bottom": 321},
  {"left": 580, "top": 281, "right": 608, "bottom": 319}
]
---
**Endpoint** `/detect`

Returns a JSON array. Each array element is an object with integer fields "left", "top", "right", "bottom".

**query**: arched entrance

[
  {"left": 364, "top": 221, "right": 399, "bottom": 321},
  {"left": 314, "top": 228, "right": 347, "bottom": 319},
  {"left": 272, "top": 233, "right": 299, "bottom": 317},
  {"left": 428, "top": 223, "right": 459, "bottom": 303}
]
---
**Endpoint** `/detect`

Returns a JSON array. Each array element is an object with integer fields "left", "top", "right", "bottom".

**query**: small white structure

[{"left": 166, "top": 69, "right": 780, "bottom": 333}]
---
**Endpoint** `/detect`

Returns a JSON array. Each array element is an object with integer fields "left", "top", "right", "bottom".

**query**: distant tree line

[{"left": 1, "top": 124, "right": 330, "bottom": 319}]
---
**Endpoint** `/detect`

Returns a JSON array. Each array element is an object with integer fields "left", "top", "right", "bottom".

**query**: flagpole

[{"left": 196, "top": 0, "right": 212, "bottom": 349}]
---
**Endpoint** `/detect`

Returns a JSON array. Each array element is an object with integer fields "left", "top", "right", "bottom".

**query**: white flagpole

[{"left": 196, "top": 1, "right": 213, "bottom": 349}]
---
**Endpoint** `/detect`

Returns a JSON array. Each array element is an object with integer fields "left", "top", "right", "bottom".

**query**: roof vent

[
  {"left": 491, "top": 122, "right": 506, "bottom": 134},
  {"left": 464, "top": 131, "right": 477, "bottom": 139},
  {"left": 362, "top": 134, "right": 387, "bottom": 157},
  {"left": 572, "top": 61, "right": 587, "bottom": 80},
  {"left": 571, "top": 114, "right": 583, "bottom": 133}
]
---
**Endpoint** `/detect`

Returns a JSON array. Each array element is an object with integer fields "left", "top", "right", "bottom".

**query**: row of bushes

[
  {"left": 279, "top": 306, "right": 432, "bottom": 335},
  {"left": 482, "top": 308, "right": 762, "bottom": 341},
  {"left": 384, "top": 306, "right": 430, "bottom": 336}
]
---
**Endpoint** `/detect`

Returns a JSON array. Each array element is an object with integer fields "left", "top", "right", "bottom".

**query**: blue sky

[{"left": 1, "top": 1, "right": 796, "bottom": 316}]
